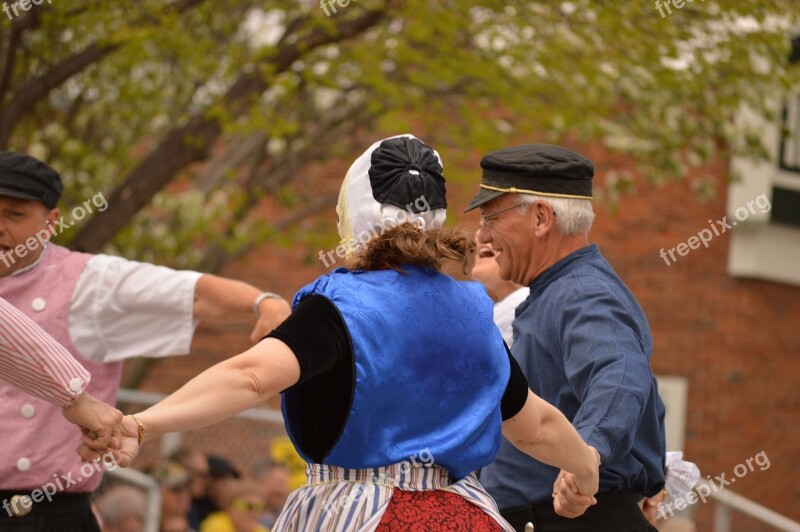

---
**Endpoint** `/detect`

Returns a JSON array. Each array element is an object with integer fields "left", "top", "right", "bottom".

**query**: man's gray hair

[{"left": 517, "top": 193, "right": 594, "bottom": 236}]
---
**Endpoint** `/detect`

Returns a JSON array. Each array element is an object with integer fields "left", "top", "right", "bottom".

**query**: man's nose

[{"left": 476, "top": 223, "right": 492, "bottom": 244}]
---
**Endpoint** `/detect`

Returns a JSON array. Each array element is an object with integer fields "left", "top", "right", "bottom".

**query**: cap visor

[
  {"left": 464, "top": 187, "right": 506, "bottom": 212},
  {"left": 0, "top": 187, "right": 40, "bottom": 202}
]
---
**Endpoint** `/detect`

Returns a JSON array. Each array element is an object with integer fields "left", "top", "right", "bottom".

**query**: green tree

[{"left": 1, "top": 0, "right": 798, "bottom": 270}]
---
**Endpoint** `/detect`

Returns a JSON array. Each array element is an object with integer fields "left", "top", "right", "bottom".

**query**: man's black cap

[
  {"left": 465, "top": 144, "right": 593, "bottom": 212},
  {"left": 0, "top": 152, "right": 63, "bottom": 209}
]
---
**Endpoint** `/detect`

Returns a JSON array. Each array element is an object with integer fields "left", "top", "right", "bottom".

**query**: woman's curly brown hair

[{"left": 345, "top": 222, "right": 475, "bottom": 274}]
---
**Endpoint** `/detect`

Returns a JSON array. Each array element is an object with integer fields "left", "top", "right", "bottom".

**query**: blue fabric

[
  {"left": 282, "top": 266, "right": 510, "bottom": 480},
  {"left": 481, "top": 244, "right": 666, "bottom": 509}
]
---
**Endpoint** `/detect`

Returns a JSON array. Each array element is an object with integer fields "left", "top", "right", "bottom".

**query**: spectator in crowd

[
  {"left": 172, "top": 448, "right": 211, "bottom": 530},
  {"left": 151, "top": 460, "right": 193, "bottom": 530},
  {"left": 161, "top": 513, "right": 192, "bottom": 532},
  {"left": 199, "top": 480, "right": 268, "bottom": 532},
  {"left": 191, "top": 455, "right": 242, "bottom": 526},
  {"left": 94, "top": 484, "right": 147, "bottom": 532},
  {"left": 251, "top": 461, "right": 290, "bottom": 528}
]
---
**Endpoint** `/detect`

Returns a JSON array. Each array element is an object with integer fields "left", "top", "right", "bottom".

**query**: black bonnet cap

[{"left": 368, "top": 136, "right": 447, "bottom": 213}]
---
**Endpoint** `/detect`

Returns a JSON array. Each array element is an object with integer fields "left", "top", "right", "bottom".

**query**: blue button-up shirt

[{"left": 481, "top": 244, "right": 666, "bottom": 509}]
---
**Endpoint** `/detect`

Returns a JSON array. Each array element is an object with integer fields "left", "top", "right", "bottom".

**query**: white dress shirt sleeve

[
  {"left": 0, "top": 297, "right": 90, "bottom": 407},
  {"left": 69, "top": 255, "right": 203, "bottom": 363},
  {"left": 493, "top": 287, "right": 531, "bottom": 347}
]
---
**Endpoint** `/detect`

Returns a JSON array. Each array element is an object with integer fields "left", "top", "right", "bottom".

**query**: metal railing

[{"left": 702, "top": 480, "right": 800, "bottom": 532}]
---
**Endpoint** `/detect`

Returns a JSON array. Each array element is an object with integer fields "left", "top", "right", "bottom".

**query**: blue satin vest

[{"left": 282, "top": 266, "right": 510, "bottom": 480}]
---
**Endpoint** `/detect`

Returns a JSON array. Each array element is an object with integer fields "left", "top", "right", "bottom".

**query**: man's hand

[
  {"left": 78, "top": 415, "right": 141, "bottom": 467},
  {"left": 250, "top": 297, "right": 291, "bottom": 344},
  {"left": 639, "top": 489, "right": 667, "bottom": 526},
  {"left": 62, "top": 392, "right": 123, "bottom": 450},
  {"left": 552, "top": 446, "right": 601, "bottom": 519}
]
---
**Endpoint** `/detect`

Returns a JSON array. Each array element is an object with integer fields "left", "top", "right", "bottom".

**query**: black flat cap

[
  {"left": 0, "top": 152, "right": 63, "bottom": 209},
  {"left": 465, "top": 144, "right": 593, "bottom": 212}
]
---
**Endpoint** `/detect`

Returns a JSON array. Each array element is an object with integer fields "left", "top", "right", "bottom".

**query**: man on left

[{"left": 0, "top": 151, "right": 290, "bottom": 530}]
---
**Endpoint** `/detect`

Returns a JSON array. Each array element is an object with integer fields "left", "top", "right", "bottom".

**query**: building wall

[{"left": 130, "top": 147, "right": 800, "bottom": 530}]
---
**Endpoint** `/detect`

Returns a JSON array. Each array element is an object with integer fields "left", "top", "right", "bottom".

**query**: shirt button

[
  {"left": 68, "top": 378, "right": 83, "bottom": 393},
  {"left": 20, "top": 404, "right": 36, "bottom": 418},
  {"left": 31, "top": 298, "right": 46, "bottom": 312},
  {"left": 16, "top": 457, "right": 31, "bottom": 472}
]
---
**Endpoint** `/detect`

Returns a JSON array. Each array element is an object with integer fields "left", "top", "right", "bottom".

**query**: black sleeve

[
  {"left": 265, "top": 294, "right": 349, "bottom": 386},
  {"left": 500, "top": 343, "right": 529, "bottom": 421}
]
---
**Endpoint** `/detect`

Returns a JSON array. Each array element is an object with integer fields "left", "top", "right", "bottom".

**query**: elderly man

[
  {"left": 469, "top": 144, "right": 666, "bottom": 532},
  {"left": 0, "top": 151, "right": 290, "bottom": 530}
]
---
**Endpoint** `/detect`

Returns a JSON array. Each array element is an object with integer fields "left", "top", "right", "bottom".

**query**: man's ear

[
  {"left": 532, "top": 201, "right": 556, "bottom": 236},
  {"left": 45, "top": 208, "right": 60, "bottom": 232}
]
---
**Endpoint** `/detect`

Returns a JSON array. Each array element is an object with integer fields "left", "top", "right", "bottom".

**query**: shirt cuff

[
  {"left": 577, "top": 425, "right": 612, "bottom": 464},
  {"left": 58, "top": 371, "right": 91, "bottom": 408}
]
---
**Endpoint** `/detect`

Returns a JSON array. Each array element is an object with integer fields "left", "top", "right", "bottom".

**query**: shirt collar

[
  {"left": 527, "top": 243, "right": 599, "bottom": 297},
  {"left": 11, "top": 245, "right": 48, "bottom": 277}
]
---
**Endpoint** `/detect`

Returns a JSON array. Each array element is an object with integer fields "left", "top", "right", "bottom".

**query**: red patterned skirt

[{"left": 376, "top": 489, "right": 504, "bottom": 531}]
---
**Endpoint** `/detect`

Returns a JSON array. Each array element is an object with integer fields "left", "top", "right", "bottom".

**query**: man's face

[
  {"left": 0, "top": 196, "right": 59, "bottom": 277},
  {"left": 475, "top": 195, "right": 535, "bottom": 285},
  {"left": 183, "top": 452, "right": 210, "bottom": 499}
]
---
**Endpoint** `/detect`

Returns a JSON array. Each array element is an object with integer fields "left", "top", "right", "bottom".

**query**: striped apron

[{"left": 272, "top": 461, "right": 514, "bottom": 531}]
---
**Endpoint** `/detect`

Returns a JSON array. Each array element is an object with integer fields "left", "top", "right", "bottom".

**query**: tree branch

[
  {"left": 71, "top": 6, "right": 391, "bottom": 253},
  {"left": 0, "top": 0, "right": 210, "bottom": 148}
]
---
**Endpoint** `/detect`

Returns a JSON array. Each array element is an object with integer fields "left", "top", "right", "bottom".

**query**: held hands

[
  {"left": 61, "top": 392, "right": 123, "bottom": 451},
  {"left": 552, "top": 446, "right": 601, "bottom": 518},
  {"left": 249, "top": 297, "right": 291, "bottom": 344},
  {"left": 76, "top": 414, "right": 142, "bottom": 468}
]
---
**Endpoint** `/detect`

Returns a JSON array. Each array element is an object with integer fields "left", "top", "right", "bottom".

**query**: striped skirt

[{"left": 272, "top": 462, "right": 514, "bottom": 531}]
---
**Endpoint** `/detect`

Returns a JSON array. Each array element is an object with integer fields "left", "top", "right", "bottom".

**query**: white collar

[{"left": 10, "top": 246, "right": 48, "bottom": 277}]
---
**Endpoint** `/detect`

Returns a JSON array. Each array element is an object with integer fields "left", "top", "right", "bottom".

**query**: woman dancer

[{"left": 81, "top": 134, "right": 599, "bottom": 531}]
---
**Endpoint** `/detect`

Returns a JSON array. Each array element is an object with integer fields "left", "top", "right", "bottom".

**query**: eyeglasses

[
  {"left": 480, "top": 203, "right": 527, "bottom": 229},
  {"left": 231, "top": 499, "right": 265, "bottom": 512}
]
